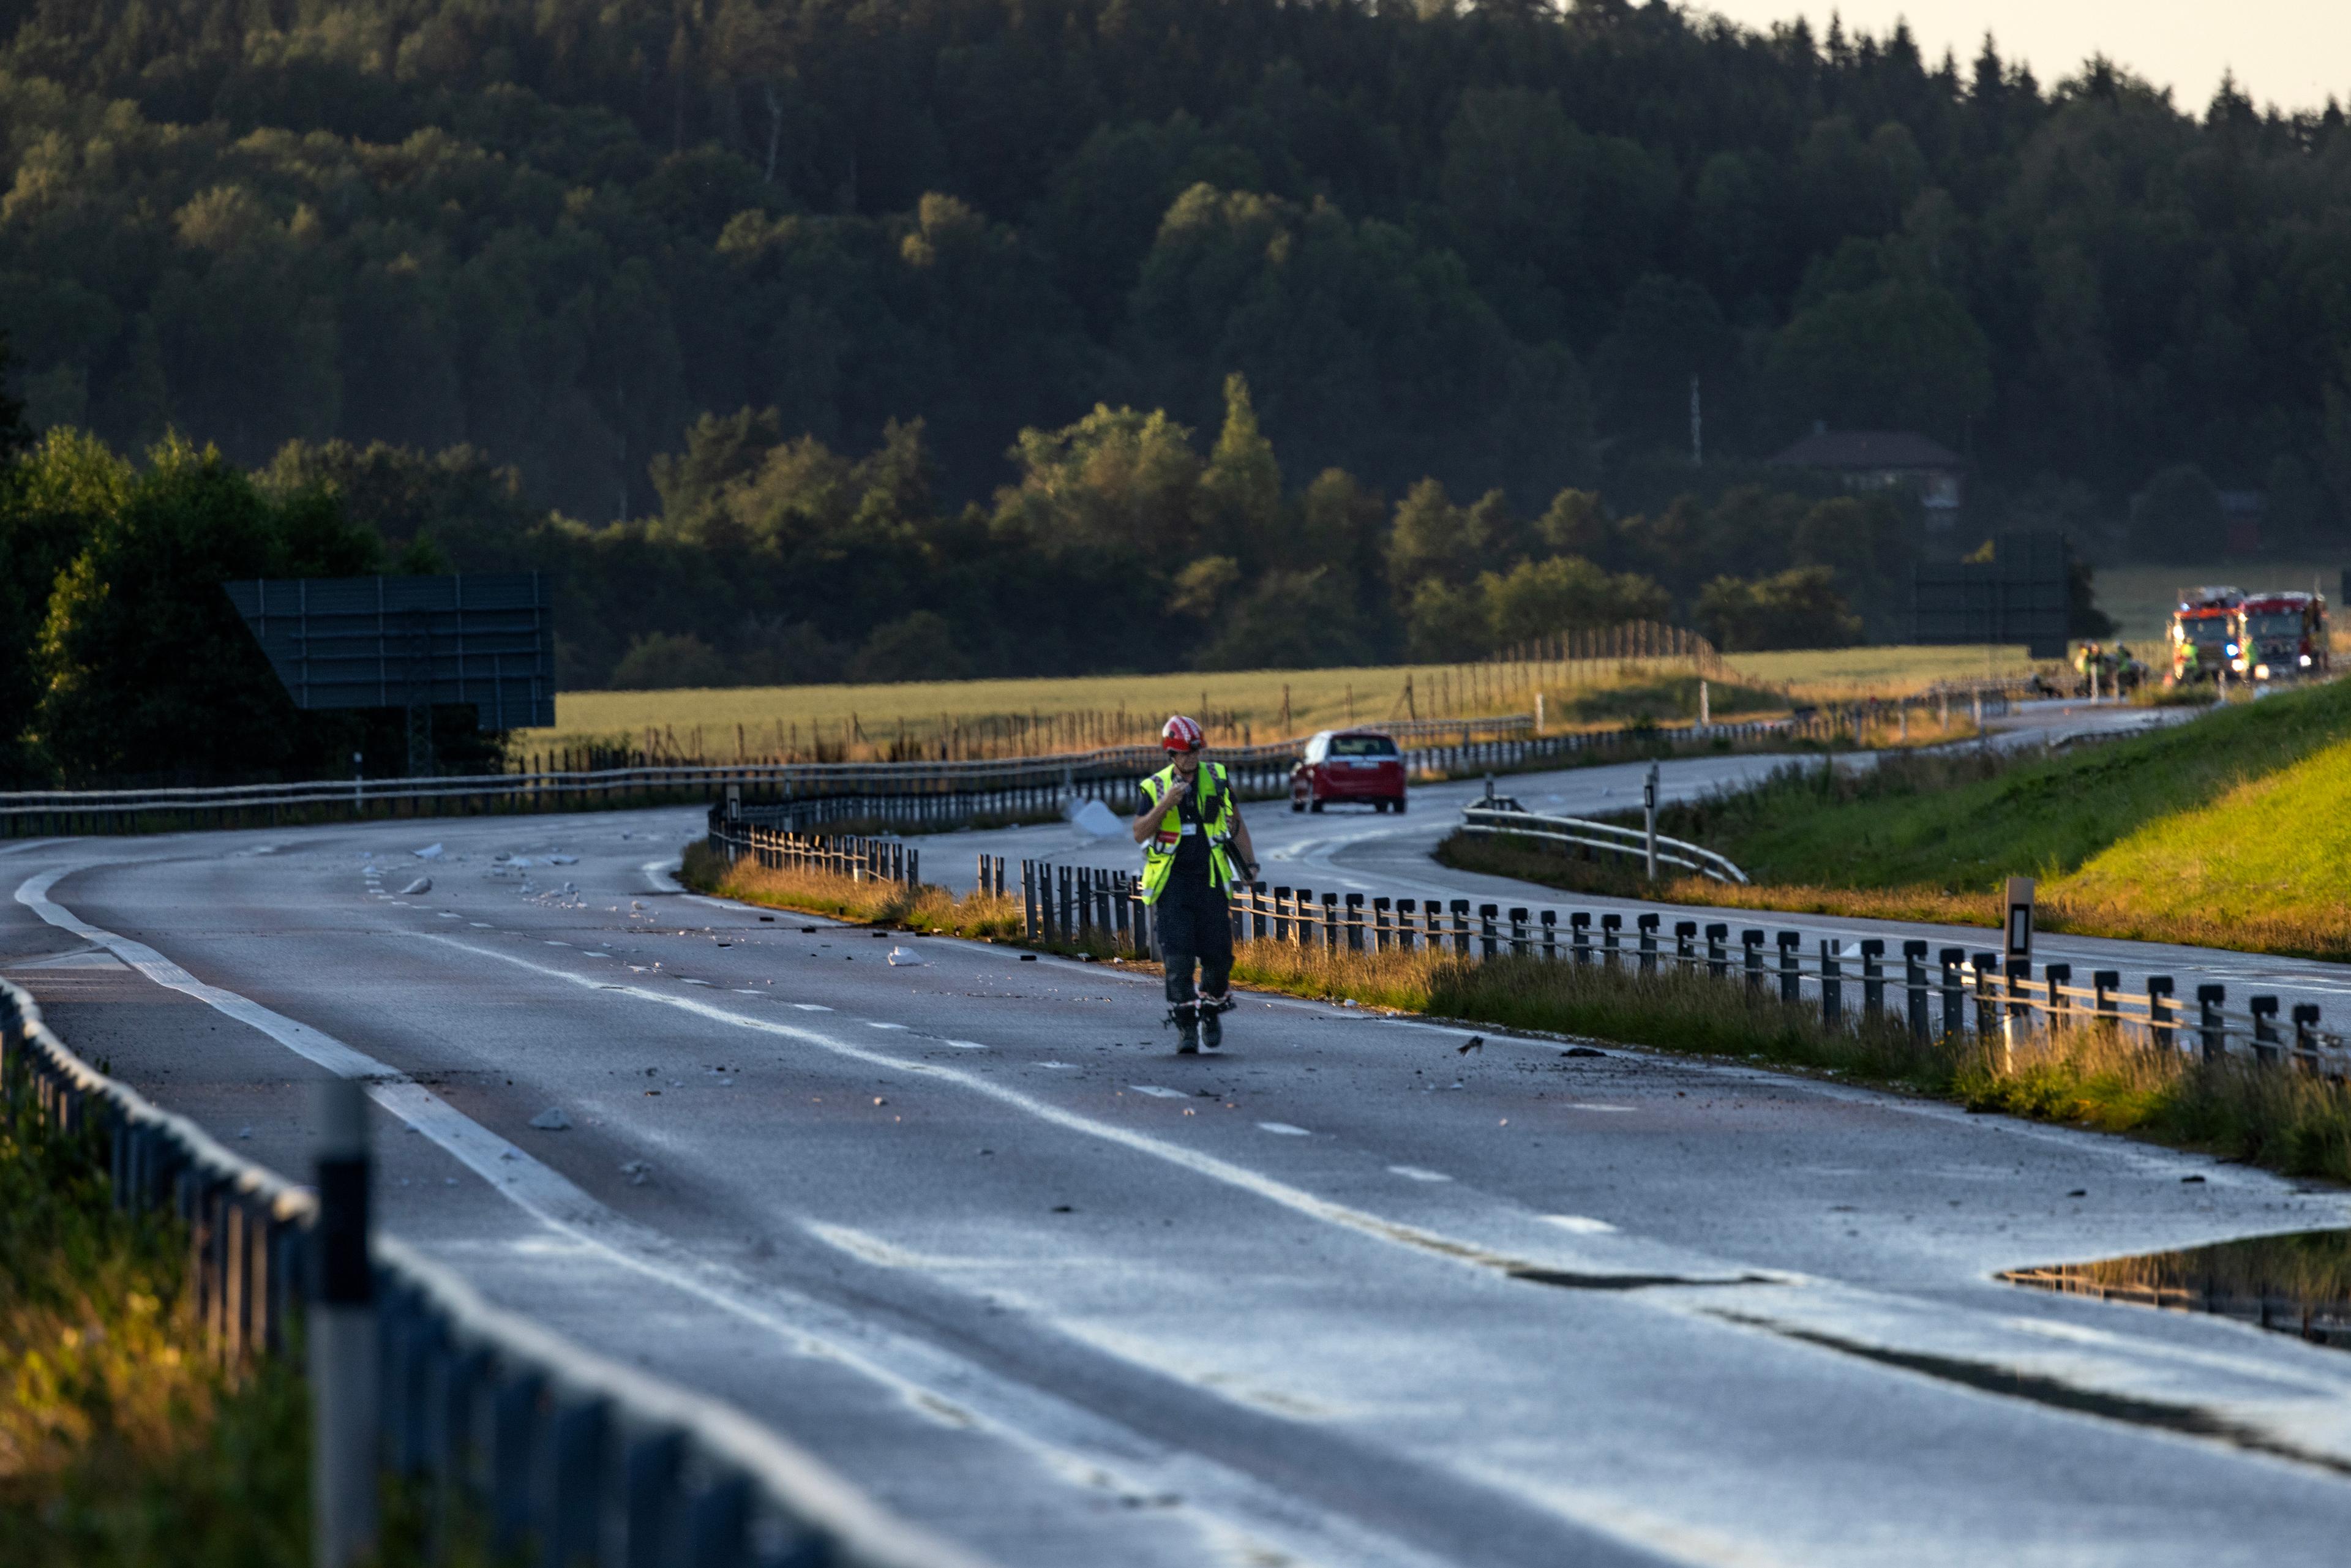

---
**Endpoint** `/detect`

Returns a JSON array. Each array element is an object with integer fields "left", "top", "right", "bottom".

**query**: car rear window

[{"left": 1329, "top": 735, "right": 1398, "bottom": 757}]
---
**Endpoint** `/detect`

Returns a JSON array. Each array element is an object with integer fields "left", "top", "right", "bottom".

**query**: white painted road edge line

[{"left": 9, "top": 865, "right": 1467, "bottom": 1568}]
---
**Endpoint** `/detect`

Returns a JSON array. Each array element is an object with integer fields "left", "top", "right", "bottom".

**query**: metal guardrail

[
  {"left": 0, "top": 976, "right": 984, "bottom": 1568},
  {"left": 1013, "top": 863, "right": 2348, "bottom": 1073},
  {"left": 1458, "top": 804, "right": 1750, "bottom": 884},
  {"left": 709, "top": 823, "right": 924, "bottom": 888}
]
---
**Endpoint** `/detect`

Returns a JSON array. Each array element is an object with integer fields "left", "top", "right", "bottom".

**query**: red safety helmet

[{"left": 1160, "top": 714, "right": 1205, "bottom": 752}]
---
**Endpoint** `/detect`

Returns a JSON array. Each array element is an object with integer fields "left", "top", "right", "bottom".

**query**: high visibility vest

[{"left": 1138, "top": 761, "right": 1238, "bottom": 904}]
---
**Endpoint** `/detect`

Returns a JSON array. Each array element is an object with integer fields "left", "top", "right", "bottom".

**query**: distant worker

[{"left": 1132, "top": 715, "right": 1261, "bottom": 1053}]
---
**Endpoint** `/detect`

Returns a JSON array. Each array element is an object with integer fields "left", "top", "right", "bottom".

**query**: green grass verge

[
  {"left": 1, "top": 1091, "right": 501, "bottom": 1566},
  {"left": 1460, "top": 677, "right": 2351, "bottom": 958}
]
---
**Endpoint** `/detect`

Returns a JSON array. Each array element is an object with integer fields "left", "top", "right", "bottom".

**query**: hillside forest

[{"left": 6, "top": 0, "right": 2343, "bottom": 779}]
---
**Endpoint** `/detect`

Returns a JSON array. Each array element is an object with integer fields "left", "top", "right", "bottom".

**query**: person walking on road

[{"left": 1133, "top": 715, "right": 1260, "bottom": 1053}]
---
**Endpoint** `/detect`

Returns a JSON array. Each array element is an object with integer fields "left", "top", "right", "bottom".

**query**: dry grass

[
  {"left": 678, "top": 841, "right": 1026, "bottom": 938},
  {"left": 1218, "top": 937, "right": 2351, "bottom": 1182},
  {"left": 521, "top": 645, "right": 2041, "bottom": 757}
]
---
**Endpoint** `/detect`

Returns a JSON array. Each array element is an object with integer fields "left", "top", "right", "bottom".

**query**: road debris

[{"left": 529, "top": 1107, "right": 574, "bottom": 1131}]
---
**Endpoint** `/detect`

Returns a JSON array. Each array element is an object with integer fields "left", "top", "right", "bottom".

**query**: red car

[{"left": 1291, "top": 729, "right": 1407, "bottom": 813}]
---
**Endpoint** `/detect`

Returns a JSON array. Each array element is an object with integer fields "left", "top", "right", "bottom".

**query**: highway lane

[
  {"left": 6, "top": 805, "right": 2351, "bottom": 1566},
  {"left": 943, "top": 696, "right": 2351, "bottom": 1026}
]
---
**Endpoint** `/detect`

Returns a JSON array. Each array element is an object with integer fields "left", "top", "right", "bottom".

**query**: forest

[{"left": 1, "top": 0, "right": 2338, "bottom": 753}]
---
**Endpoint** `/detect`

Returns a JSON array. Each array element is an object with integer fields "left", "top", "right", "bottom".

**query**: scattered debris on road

[
  {"left": 1458, "top": 1035, "right": 1484, "bottom": 1055},
  {"left": 529, "top": 1107, "right": 573, "bottom": 1130},
  {"left": 401, "top": 876, "right": 432, "bottom": 895}
]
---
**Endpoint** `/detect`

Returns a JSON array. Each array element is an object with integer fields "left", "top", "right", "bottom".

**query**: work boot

[
  {"left": 1167, "top": 1003, "right": 1200, "bottom": 1054},
  {"left": 1199, "top": 992, "right": 1229, "bottom": 1049}
]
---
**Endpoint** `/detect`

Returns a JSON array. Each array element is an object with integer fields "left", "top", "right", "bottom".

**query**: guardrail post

[
  {"left": 1021, "top": 861, "right": 1037, "bottom": 939},
  {"left": 1859, "top": 939, "right": 1884, "bottom": 1018},
  {"left": 1706, "top": 923, "right": 1727, "bottom": 980},
  {"left": 1371, "top": 896, "right": 1392, "bottom": 951},
  {"left": 2292, "top": 1003, "right": 2322, "bottom": 1071},
  {"left": 1570, "top": 912, "right": 1591, "bottom": 964},
  {"left": 1820, "top": 940, "right": 1842, "bottom": 1029},
  {"left": 687, "top": 1475, "right": 752, "bottom": 1568},
  {"left": 1477, "top": 904, "right": 1499, "bottom": 959},
  {"left": 1775, "top": 931, "right": 1801, "bottom": 1003},
  {"left": 310, "top": 1077, "right": 378, "bottom": 1568},
  {"left": 1250, "top": 883, "right": 1270, "bottom": 942},
  {"left": 1600, "top": 913, "right": 1622, "bottom": 969},
  {"left": 1394, "top": 898, "right": 1416, "bottom": 953},
  {"left": 1971, "top": 952, "right": 2000, "bottom": 1041},
  {"left": 1939, "top": 948, "right": 1965, "bottom": 1039},
  {"left": 1902, "top": 940, "right": 1929, "bottom": 1040},
  {"left": 1742, "top": 929, "right": 1764, "bottom": 993},
  {"left": 1673, "top": 920, "right": 1695, "bottom": 973},
  {"left": 2249, "top": 994, "right": 2281, "bottom": 1066},
  {"left": 623, "top": 1430, "right": 684, "bottom": 1568},
  {"left": 2043, "top": 962, "right": 2071, "bottom": 1033},
  {"left": 1271, "top": 887, "right": 1292, "bottom": 945},
  {"left": 544, "top": 1397, "right": 610, "bottom": 1568},
  {"left": 2092, "top": 969, "right": 2120, "bottom": 1030},
  {"left": 1322, "top": 891, "right": 1343, "bottom": 952},
  {"left": 1345, "top": 893, "right": 1365, "bottom": 953},
  {"left": 1637, "top": 913, "right": 1658, "bottom": 975},
  {"left": 1450, "top": 899, "right": 1471, "bottom": 956},
  {"left": 2003, "top": 959, "right": 2032, "bottom": 1067},
  {"left": 490, "top": 1371, "right": 546, "bottom": 1555},
  {"left": 2147, "top": 977, "right": 2177, "bottom": 1055},
  {"left": 2196, "top": 983, "right": 2227, "bottom": 1062},
  {"left": 1509, "top": 907, "right": 1531, "bottom": 959}
]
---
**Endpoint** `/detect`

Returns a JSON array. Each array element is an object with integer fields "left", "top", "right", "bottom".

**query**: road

[
  {"left": 951, "top": 696, "right": 2351, "bottom": 1024},
  {"left": 7, "top": 699, "right": 2351, "bottom": 1566}
]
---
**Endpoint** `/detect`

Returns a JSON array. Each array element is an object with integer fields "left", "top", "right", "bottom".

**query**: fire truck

[
  {"left": 2167, "top": 586, "right": 2242, "bottom": 684},
  {"left": 2229, "top": 591, "right": 2330, "bottom": 681}
]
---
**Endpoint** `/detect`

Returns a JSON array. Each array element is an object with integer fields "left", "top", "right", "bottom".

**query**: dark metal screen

[
  {"left": 222, "top": 574, "right": 555, "bottom": 729},
  {"left": 1912, "top": 531, "right": 2072, "bottom": 658}
]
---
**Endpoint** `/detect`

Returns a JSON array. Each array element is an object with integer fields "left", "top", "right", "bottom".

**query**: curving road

[{"left": 4, "top": 700, "right": 2350, "bottom": 1566}]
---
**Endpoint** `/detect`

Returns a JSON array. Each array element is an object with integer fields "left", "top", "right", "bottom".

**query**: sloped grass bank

[
  {"left": 1443, "top": 679, "right": 2351, "bottom": 958},
  {"left": 679, "top": 841, "right": 1024, "bottom": 938}
]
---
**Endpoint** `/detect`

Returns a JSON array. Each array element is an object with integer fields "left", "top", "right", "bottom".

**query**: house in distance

[{"left": 1768, "top": 429, "right": 1965, "bottom": 535}]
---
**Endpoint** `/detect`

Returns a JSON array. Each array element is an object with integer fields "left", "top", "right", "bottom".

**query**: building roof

[{"left": 1767, "top": 430, "right": 1963, "bottom": 471}]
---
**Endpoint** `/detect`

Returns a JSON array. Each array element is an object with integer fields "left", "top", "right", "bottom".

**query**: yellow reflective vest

[{"left": 1138, "top": 761, "right": 1238, "bottom": 903}]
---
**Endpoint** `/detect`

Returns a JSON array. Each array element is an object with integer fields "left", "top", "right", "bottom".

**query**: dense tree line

[{"left": 2, "top": 1, "right": 2348, "bottom": 538}]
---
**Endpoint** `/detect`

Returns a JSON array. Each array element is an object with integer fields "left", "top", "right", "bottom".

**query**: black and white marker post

[
  {"left": 310, "top": 1077, "right": 378, "bottom": 1567},
  {"left": 1643, "top": 762, "right": 1661, "bottom": 881}
]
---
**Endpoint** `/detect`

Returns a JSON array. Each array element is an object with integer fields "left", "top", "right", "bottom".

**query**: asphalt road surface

[{"left": 8, "top": 702, "right": 2350, "bottom": 1566}]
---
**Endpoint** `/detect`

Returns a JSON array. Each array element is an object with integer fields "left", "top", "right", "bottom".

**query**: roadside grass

[
  {"left": 520, "top": 645, "right": 2041, "bottom": 757},
  {"left": 678, "top": 841, "right": 1024, "bottom": 938},
  {"left": 1225, "top": 943, "right": 2351, "bottom": 1184},
  {"left": 1441, "top": 678, "right": 2351, "bottom": 958},
  {"left": 0, "top": 1088, "right": 509, "bottom": 1567}
]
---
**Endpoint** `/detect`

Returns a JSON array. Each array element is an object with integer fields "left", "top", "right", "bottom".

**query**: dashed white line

[
  {"left": 1387, "top": 1165, "right": 1451, "bottom": 1182},
  {"left": 1129, "top": 1086, "right": 1189, "bottom": 1099},
  {"left": 1256, "top": 1122, "right": 1311, "bottom": 1136}
]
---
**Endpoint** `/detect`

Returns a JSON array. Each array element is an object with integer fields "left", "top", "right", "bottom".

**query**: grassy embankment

[
  {"left": 519, "top": 644, "right": 2038, "bottom": 760},
  {"left": 680, "top": 841, "right": 2351, "bottom": 1183},
  {"left": 1442, "top": 677, "right": 2351, "bottom": 959},
  {"left": 0, "top": 1088, "right": 488, "bottom": 1566}
]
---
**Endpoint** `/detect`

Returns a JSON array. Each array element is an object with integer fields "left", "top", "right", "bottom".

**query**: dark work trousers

[{"left": 1155, "top": 875, "right": 1234, "bottom": 1013}]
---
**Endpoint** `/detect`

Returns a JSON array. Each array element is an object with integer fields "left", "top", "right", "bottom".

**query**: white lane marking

[
  {"left": 401, "top": 934, "right": 1580, "bottom": 1281},
  {"left": 1565, "top": 1104, "right": 1636, "bottom": 1113},
  {"left": 546, "top": 940, "right": 571, "bottom": 947},
  {"left": 941, "top": 1040, "right": 989, "bottom": 1051},
  {"left": 1129, "top": 1086, "right": 1189, "bottom": 1099},
  {"left": 865, "top": 1022, "right": 910, "bottom": 1031},
  {"left": 469, "top": 922, "right": 493, "bottom": 928},
  {"left": 680, "top": 979, "right": 711, "bottom": 986},
  {"left": 640, "top": 857, "right": 684, "bottom": 893},
  {"left": 437, "top": 912, "right": 462, "bottom": 920},
  {"left": 735, "top": 989, "right": 764, "bottom": 996},
  {"left": 1256, "top": 1122, "right": 1312, "bottom": 1137},
  {"left": 18, "top": 869, "right": 1450, "bottom": 1568},
  {"left": 1387, "top": 1166, "right": 1452, "bottom": 1182},
  {"left": 1545, "top": 1215, "right": 1619, "bottom": 1235},
  {"left": 792, "top": 1003, "right": 833, "bottom": 1011}
]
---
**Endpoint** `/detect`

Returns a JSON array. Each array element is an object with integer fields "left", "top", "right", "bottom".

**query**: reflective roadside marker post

[
  {"left": 1697, "top": 680, "right": 1709, "bottom": 729},
  {"left": 2003, "top": 877, "right": 2036, "bottom": 1065},
  {"left": 311, "top": 1078, "right": 377, "bottom": 1568},
  {"left": 1643, "top": 763, "right": 1660, "bottom": 881}
]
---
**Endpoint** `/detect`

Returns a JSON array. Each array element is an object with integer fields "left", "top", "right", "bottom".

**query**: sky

[{"left": 1696, "top": 2, "right": 2345, "bottom": 115}]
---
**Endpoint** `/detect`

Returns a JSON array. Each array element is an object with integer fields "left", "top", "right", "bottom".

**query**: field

[
  {"left": 517, "top": 643, "right": 2042, "bottom": 759},
  {"left": 1449, "top": 675, "right": 2351, "bottom": 958}
]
